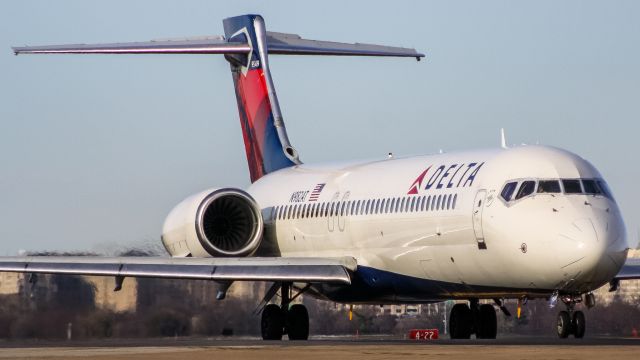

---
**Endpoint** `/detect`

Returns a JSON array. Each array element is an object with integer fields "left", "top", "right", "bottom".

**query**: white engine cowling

[{"left": 161, "top": 188, "right": 264, "bottom": 257}]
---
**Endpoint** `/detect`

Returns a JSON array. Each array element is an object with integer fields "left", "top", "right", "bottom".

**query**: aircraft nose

[
  {"left": 556, "top": 218, "right": 603, "bottom": 269},
  {"left": 556, "top": 214, "right": 626, "bottom": 288}
]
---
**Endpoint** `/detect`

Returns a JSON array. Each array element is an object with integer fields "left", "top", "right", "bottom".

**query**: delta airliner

[{"left": 2, "top": 14, "right": 639, "bottom": 340}]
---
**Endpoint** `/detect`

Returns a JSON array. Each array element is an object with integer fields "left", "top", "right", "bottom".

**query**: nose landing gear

[{"left": 556, "top": 295, "right": 586, "bottom": 338}]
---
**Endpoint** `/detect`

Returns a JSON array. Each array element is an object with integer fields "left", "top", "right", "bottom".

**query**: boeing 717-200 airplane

[{"left": 2, "top": 14, "right": 639, "bottom": 340}]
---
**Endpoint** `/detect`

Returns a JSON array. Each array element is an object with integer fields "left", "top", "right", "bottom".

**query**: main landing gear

[
  {"left": 449, "top": 299, "right": 497, "bottom": 339},
  {"left": 261, "top": 283, "right": 310, "bottom": 340},
  {"left": 556, "top": 294, "right": 586, "bottom": 339}
]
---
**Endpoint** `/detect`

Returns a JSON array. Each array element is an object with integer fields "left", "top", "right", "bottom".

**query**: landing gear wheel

[
  {"left": 557, "top": 311, "right": 572, "bottom": 338},
  {"left": 261, "top": 304, "right": 284, "bottom": 340},
  {"left": 286, "top": 304, "right": 309, "bottom": 340},
  {"left": 450, "top": 303, "right": 472, "bottom": 339},
  {"left": 476, "top": 304, "right": 497, "bottom": 339},
  {"left": 572, "top": 311, "right": 585, "bottom": 338}
]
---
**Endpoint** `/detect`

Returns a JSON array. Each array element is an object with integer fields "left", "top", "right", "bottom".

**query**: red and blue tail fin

[
  {"left": 223, "top": 15, "right": 299, "bottom": 183},
  {"left": 13, "top": 14, "right": 424, "bottom": 183}
]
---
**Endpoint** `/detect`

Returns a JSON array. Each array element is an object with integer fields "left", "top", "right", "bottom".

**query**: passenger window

[
  {"left": 538, "top": 180, "right": 561, "bottom": 194},
  {"left": 562, "top": 179, "right": 582, "bottom": 194},
  {"left": 452, "top": 194, "right": 458, "bottom": 209},
  {"left": 447, "top": 194, "right": 452, "bottom": 210},
  {"left": 375, "top": 199, "right": 381, "bottom": 214},
  {"left": 515, "top": 181, "right": 535, "bottom": 200},
  {"left": 435, "top": 195, "right": 441, "bottom": 210},
  {"left": 582, "top": 180, "right": 601, "bottom": 195},
  {"left": 430, "top": 196, "right": 436, "bottom": 211},
  {"left": 500, "top": 182, "right": 518, "bottom": 201}
]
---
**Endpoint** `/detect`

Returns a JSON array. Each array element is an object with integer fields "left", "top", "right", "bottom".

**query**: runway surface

[{"left": 0, "top": 336, "right": 638, "bottom": 360}]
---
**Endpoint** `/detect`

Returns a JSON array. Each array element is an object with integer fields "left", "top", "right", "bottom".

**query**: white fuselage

[{"left": 245, "top": 145, "right": 628, "bottom": 303}]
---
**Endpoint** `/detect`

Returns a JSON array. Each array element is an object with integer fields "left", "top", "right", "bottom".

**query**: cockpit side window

[
  {"left": 596, "top": 180, "right": 615, "bottom": 200},
  {"left": 515, "top": 181, "right": 535, "bottom": 200},
  {"left": 537, "top": 180, "right": 561, "bottom": 194},
  {"left": 582, "top": 179, "right": 602, "bottom": 195},
  {"left": 562, "top": 179, "right": 583, "bottom": 194},
  {"left": 500, "top": 182, "right": 518, "bottom": 201}
]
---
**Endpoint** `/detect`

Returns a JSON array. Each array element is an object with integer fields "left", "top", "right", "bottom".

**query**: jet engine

[{"left": 161, "top": 188, "right": 264, "bottom": 257}]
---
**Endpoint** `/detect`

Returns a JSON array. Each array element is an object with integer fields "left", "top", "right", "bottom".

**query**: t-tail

[{"left": 13, "top": 14, "right": 425, "bottom": 182}]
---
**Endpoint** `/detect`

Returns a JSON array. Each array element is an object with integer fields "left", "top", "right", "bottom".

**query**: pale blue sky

[{"left": 1, "top": 1, "right": 638, "bottom": 254}]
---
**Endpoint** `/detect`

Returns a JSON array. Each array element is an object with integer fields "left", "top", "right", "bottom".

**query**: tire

[
  {"left": 477, "top": 304, "right": 497, "bottom": 339},
  {"left": 286, "top": 304, "right": 309, "bottom": 340},
  {"left": 557, "top": 311, "right": 571, "bottom": 338},
  {"left": 450, "top": 303, "right": 472, "bottom": 339},
  {"left": 261, "top": 304, "right": 284, "bottom": 340},
  {"left": 572, "top": 311, "right": 585, "bottom": 339}
]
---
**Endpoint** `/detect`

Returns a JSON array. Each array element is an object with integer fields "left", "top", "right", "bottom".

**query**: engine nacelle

[{"left": 161, "top": 188, "right": 264, "bottom": 257}]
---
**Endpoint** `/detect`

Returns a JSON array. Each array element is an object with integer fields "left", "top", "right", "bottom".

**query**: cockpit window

[
  {"left": 515, "top": 181, "right": 535, "bottom": 200},
  {"left": 582, "top": 179, "right": 602, "bottom": 195},
  {"left": 500, "top": 182, "right": 518, "bottom": 201},
  {"left": 562, "top": 179, "right": 582, "bottom": 194},
  {"left": 597, "top": 180, "right": 614, "bottom": 200},
  {"left": 537, "top": 180, "right": 561, "bottom": 194}
]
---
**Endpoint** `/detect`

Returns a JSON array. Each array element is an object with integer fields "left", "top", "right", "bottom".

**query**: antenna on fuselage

[{"left": 500, "top": 128, "right": 508, "bottom": 149}]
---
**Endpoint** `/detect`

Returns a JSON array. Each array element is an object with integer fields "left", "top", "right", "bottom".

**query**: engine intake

[
  {"left": 162, "top": 188, "right": 264, "bottom": 257},
  {"left": 196, "top": 189, "right": 263, "bottom": 256}
]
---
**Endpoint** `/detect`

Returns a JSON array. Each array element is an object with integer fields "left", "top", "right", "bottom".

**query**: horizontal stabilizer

[
  {"left": 13, "top": 32, "right": 424, "bottom": 59},
  {"left": 0, "top": 256, "right": 356, "bottom": 284},
  {"left": 266, "top": 32, "right": 424, "bottom": 58},
  {"left": 12, "top": 38, "right": 250, "bottom": 55}
]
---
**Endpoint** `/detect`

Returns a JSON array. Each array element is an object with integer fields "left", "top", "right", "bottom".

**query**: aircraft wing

[
  {"left": 614, "top": 258, "right": 640, "bottom": 280},
  {"left": 0, "top": 256, "right": 356, "bottom": 284}
]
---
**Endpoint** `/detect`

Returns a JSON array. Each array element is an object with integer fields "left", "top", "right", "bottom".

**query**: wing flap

[{"left": 0, "top": 256, "right": 356, "bottom": 284}]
